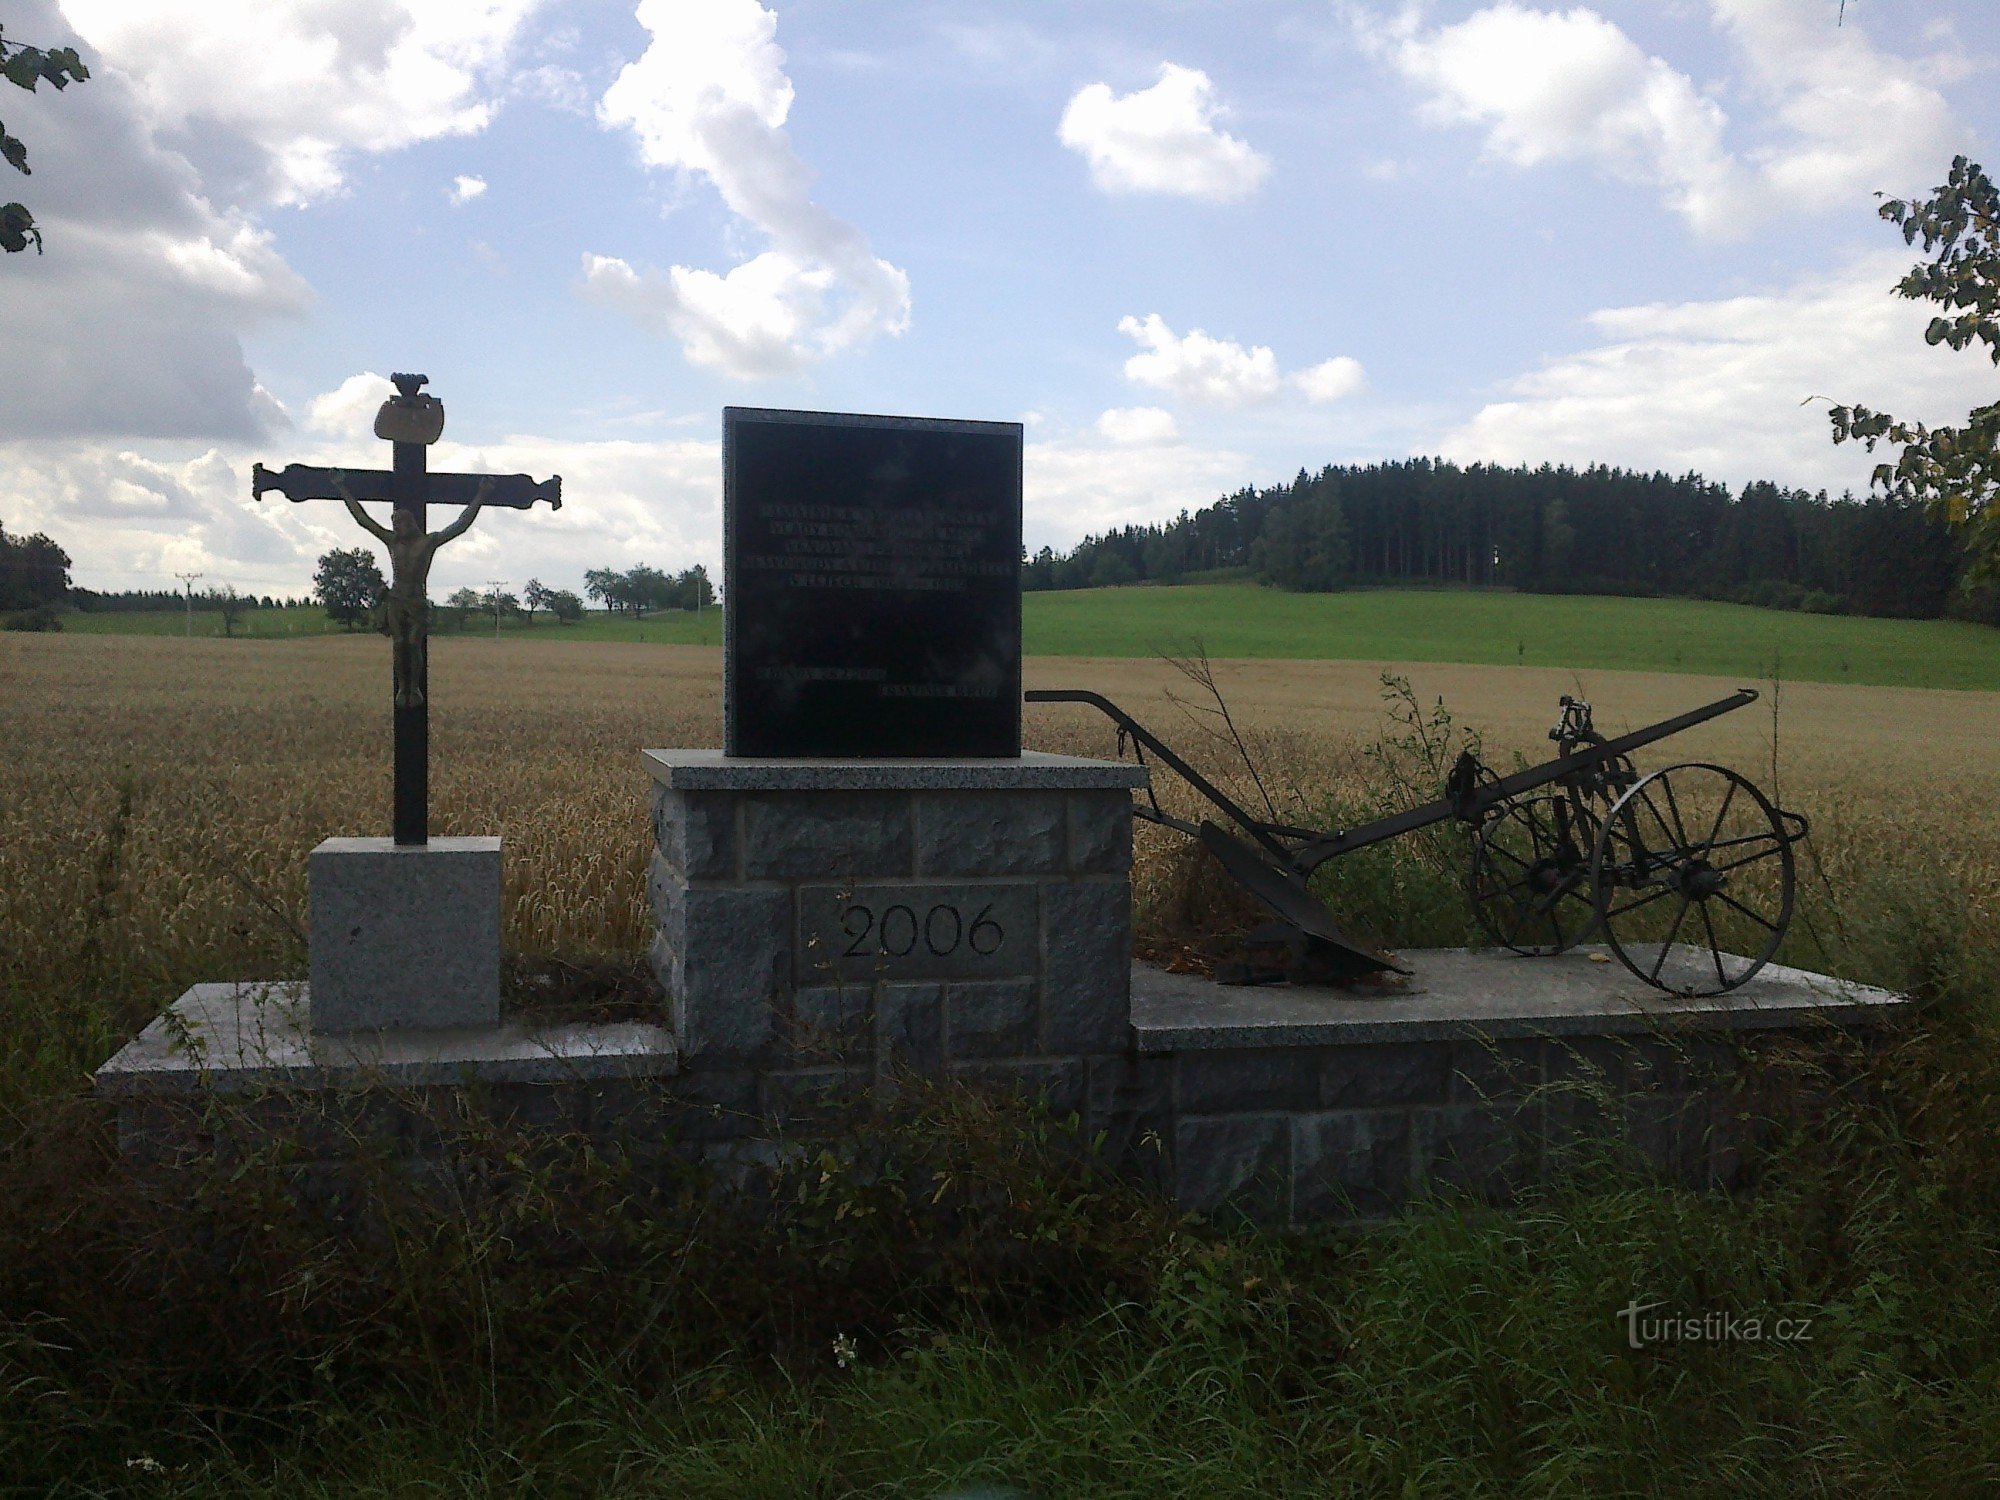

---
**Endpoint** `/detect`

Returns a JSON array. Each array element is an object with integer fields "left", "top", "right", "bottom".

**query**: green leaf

[
  {"left": 40, "top": 47, "right": 87, "bottom": 87},
  {"left": 0, "top": 200, "right": 39, "bottom": 253},
  {"left": 0, "top": 127, "right": 26, "bottom": 176},
  {"left": 2, "top": 48, "right": 43, "bottom": 91}
]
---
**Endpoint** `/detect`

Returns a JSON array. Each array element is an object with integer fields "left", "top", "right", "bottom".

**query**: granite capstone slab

[
  {"left": 1131, "top": 948, "right": 1906, "bottom": 1052},
  {"left": 643, "top": 749, "right": 1148, "bottom": 792},
  {"left": 93, "top": 983, "right": 679, "bottom": 1095}
]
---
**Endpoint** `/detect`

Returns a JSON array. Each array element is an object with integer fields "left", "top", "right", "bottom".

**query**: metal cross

[{"left": 252, "top": 373, "right": 562, "bottom": 845}]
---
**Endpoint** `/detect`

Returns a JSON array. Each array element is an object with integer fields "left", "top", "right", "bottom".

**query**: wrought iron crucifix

[{"left": 253, "top": 373, "right": 563, "bottom": 847}]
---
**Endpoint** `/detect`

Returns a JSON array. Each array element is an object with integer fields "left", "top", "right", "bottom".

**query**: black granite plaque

[{"left": 723, "top": 407, "right": 1023, "bottom": 758}]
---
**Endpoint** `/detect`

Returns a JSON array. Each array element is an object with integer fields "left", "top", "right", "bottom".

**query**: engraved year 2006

[{"left": 841, "top": 901, "right": 1003, "bottom": 960}]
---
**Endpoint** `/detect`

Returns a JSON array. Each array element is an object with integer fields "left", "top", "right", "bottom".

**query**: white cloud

[
  {"left": 1706, "top": 0, "right": 1963, "bottom": 218},
  {"left": 306, "top": 373, "right": 396, "bottom": 438},
  {"left": 1355, "top": 0, "right": 1963, "bottom": 237},
  {"left": 1, "top": 414, "right": 726, "bottom": 597},
  {"left": 0, "top": 0, "right": 544, "bottom": 445},
  {"left": 1096, "top": 406, "right": 1180, "bottom": 445},
  {"left": 585, "top": 0, "right": 909, "bottom": 376},
  {"left": 1357, "top": 3, "right": 1737, "bottom": 230},
  {"left": 1026, "top": 437, "right": 1248, "bottom": 549},
  {"left": 60, "top": 1, "right": 542, "bottom": 208},
  {"left": 1117, "top": 314, "right": 1283, "bottom": 407},
  {"left": 1059, "top": 63, "right": 1270, "bottom": 201},
  {"left": 449, "top": 174, "right": 488, "bottom": 205},
  {"left": 1436, "top": 252, "right": 1999, "bottom": 495},
  {"left": 583, "top": 250, "right": 849, "bottom": 379},
  {"left": 0, "top": 1, "right": 309, "bottom": 441},
  {"left": 513, "top": 62, "right": 590, "bottom": 115},
  {"left": 1293, "top": 357, "right": 1368, "bottom": 404}
]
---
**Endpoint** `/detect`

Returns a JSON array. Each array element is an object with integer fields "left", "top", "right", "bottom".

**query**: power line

[
  {"left": 173, "top": 571, "right": 203, "bottom": 638},
  {"left": 483, "top": 578, "right": 509, "bottom": 641}
]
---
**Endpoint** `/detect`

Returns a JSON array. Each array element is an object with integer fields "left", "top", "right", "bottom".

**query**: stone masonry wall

[
  {"left": 646, "top": 762, "right": 1158, "bottom": 1163},
  {"left": 1165, "top": 1028, "right": 1758, "bottom": 1227}
]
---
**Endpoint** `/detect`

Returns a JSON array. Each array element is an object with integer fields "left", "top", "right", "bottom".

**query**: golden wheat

[{"left": 3, "top": 634, "right": 1994, "bottom": 1045}]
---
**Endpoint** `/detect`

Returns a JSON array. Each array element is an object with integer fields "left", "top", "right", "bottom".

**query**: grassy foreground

[
  {"left": 46, "top": 581, "right": 2000, "bottom": 686},
  {"left": 4, "top": 636, "right": 1999, "bottom": 1494}
]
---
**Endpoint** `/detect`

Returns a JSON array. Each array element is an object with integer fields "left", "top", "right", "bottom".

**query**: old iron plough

[{"left": 1026, "top": 687, "right": 1809, "bottom": 996}]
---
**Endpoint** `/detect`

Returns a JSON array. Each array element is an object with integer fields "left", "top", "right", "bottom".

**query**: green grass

[
  {"left": 1022, "top": 583, "right": 2000, "bottom": 689},
  {"left": 45, "top": 586, "right": 1999, "bottom": 688},
  {"left": 54, "top": 606, "right": 723, "bottom": 644},
  {"left": 58, "top": 606, "right": 348, "bottom": 638}
]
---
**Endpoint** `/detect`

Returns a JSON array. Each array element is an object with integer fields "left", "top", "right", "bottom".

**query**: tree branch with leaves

[
  {"left": 0, "top": 24, "right": 89, "bottom": 255},
  {"left": 1829, "top": 155, "right": 2000, "bottom": 580}
]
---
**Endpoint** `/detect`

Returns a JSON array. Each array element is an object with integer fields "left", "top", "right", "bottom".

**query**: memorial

[
  {"left": 651, "top": 405, "right": 1147, "bottom": 1111},
  {"left": 93, "top": 399, "right": 1914, "bottom": 1230},
  {"left": 722, "top": 406, "right": 1023, "bottom": 758}
]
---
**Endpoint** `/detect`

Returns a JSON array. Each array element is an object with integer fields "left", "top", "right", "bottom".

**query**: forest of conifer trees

[{"left": 1023, "top": 458, "right": 1994, "bottom": 624}]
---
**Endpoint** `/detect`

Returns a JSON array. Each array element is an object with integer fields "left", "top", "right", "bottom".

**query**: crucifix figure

[
  {"left": 330, "top": 467, "right": 491, "bottom": 711},
  {"left": 253, "top": 372, "right": 562, "bottom": 847}
]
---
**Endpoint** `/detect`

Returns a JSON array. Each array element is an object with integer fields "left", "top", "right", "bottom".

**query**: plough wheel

[
  {"left": 1590, "top": 762, "right": 1794, "bottom": 996},
  {"left": 1468, "top": 794, "right": 1600, "bottom": 955}
]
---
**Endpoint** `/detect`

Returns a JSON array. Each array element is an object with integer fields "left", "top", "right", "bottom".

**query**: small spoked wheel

[
  {"left": 1591, "top": 762, "right": 1794, "bottom": 995},
  {"left": 1469, "top": 794, "right": 1601, "bottom": 956}
]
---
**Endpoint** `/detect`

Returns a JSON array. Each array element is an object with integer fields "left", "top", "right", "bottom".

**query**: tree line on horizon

[
  {"left": 0, "top": 524, "right": 720, "bottom": 634},
  {"left": 1024, "top": 457, "right": 1994, "bottom": 625},
  {"left": 583, "top": 563, "right": 714, "bottom": 619}
]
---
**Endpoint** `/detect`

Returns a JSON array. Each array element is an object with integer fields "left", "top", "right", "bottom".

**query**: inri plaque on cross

[{"left": 253, "top": 373, "right": 562, "bottom": 845}]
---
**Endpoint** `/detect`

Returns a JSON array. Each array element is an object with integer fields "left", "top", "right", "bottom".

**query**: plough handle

[
  {"left": 1285, "top": 687, "right": 1762, "bottom": 871},
  {"left": 1028, "top": 684, "right": 1763, "bottom": 878},
  {"left": 1023, "top": 688, "right": 1298, "bottom": 866}
]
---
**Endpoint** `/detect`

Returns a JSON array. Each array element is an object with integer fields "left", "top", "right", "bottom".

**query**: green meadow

[
  {"left": 50, "top": 582, "right": 2000, "bottom": 689},
  {"left": 1020, "top": 582, "right": 2000, "bottom": 690}
]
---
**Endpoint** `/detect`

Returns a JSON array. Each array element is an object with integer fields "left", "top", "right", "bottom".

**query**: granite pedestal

[
  {"left": 643, "top": 750, "right": 1148, "bottom": 1127},
  {"left": 309, "top": 836, "right": 501, "bottom": 1032}
]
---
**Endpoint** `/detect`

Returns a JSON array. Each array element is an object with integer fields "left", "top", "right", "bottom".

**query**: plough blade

[{"left": 1197, "top": 822, "right": 1410, "bottom": 984}]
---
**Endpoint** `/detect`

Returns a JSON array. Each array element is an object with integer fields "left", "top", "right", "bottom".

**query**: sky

[{"left": 0, "top": 0, "right": 1995, "bottom": 600}]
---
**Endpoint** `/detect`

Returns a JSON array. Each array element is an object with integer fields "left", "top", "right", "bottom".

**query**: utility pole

[
  {"left": 484, "top": 578, "right": 508, "bottom": 641},
  {"left": 174, "top": 570, "right": 202, "bottom": 637}
]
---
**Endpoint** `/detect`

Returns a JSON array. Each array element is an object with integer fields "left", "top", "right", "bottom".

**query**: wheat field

[{"left": 4, "top": 632, "right": 1996, "bottom": 1082}]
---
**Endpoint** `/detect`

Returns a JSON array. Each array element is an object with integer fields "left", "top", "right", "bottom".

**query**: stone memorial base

[
  {"left": 1136, "top": 947, "right": 1907, "bottom": 1225},
  {"left": 642, "top": 751, "right": 1149, "bottom": 1082},
  {"left": 309, "top": 836, "right": 501, "bottom": 1032},
  {"left": 95, "top": 980, "right": 679, "bottom": 1165},
  {"left": 96, "top": 758, "right": 1907, "bottom": 1229},
  {"left": 94, "top": 950, "right": 1904, "bottom": 1226}
]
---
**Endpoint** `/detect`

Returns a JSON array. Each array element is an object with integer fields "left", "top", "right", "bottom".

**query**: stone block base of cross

[{"left": 253, "top": 373, "right": 562, "bottom": 1033}]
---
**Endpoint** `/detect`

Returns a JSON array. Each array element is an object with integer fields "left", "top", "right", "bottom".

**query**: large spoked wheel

[
  {"left": 1590, "top": 762, "right": 1794, "bottom": 995},
  {"left": 1469, "top": 793, "right": 1601, "bottom": 955}
]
